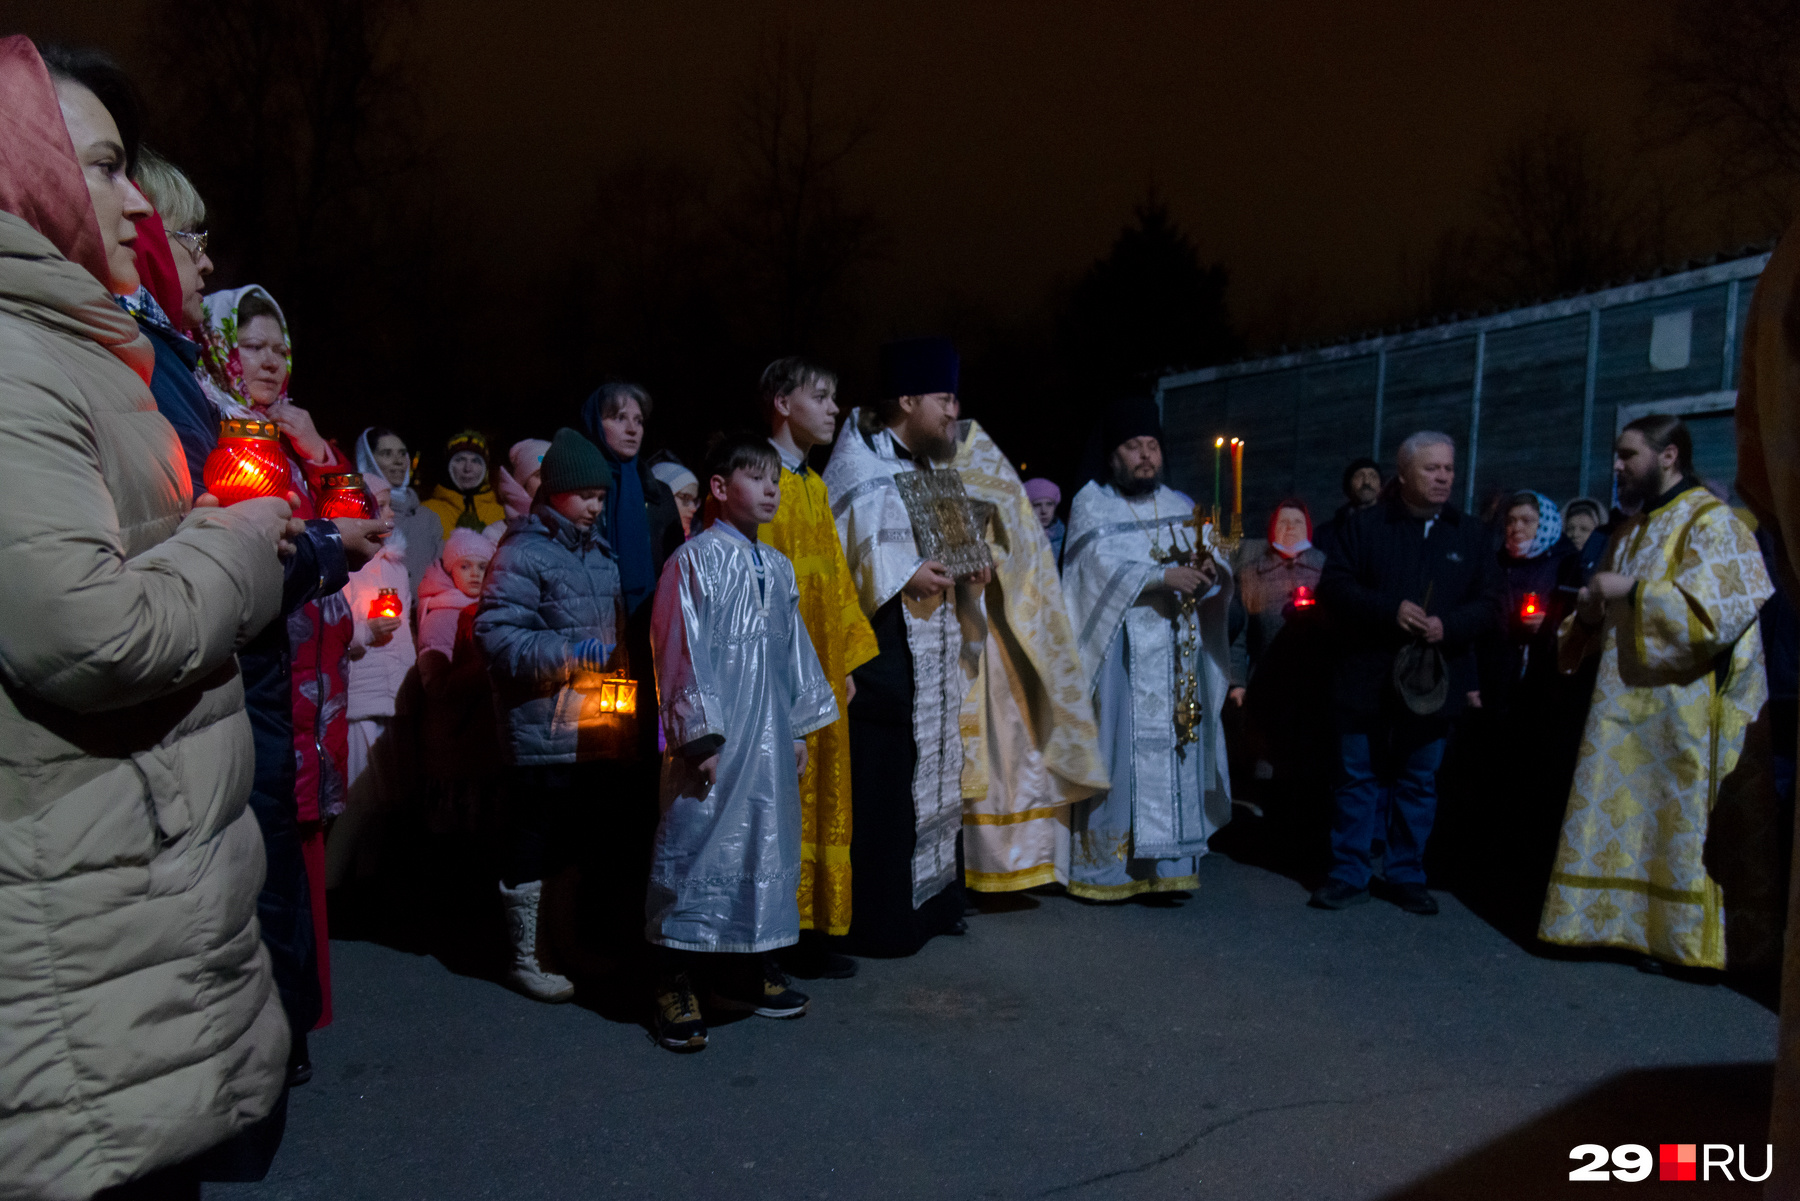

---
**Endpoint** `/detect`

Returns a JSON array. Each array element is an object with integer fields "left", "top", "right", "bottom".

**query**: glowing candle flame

[
  {"left": 317, "top": 473, "right": 379, "bottom": 520},
  {"left": 203, "top": 418, "right": 288, "bottom": 505}
]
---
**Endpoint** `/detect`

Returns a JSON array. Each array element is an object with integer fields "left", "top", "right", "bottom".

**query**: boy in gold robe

[
  {"left": 758, "top": 358, "right": 878, "bottom": 977},
  {"left": 1539, "top": 414, "right": 1771, "bottom": 969}
]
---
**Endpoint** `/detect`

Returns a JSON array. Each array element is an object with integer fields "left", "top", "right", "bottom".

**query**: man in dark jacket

[
  {"left": 1314, "top": 431, "right": 1502, "bottom": 914},
  {"left": 1314, "top": 456, "right": 1383, "bottom": 557}
]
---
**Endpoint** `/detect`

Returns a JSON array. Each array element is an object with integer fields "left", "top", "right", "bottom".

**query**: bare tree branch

[
  {"left": 1646, "top": 0, "right": 1800, "bottom": 221},
  {"left": 723, "top": 27, "right": 882, "bottom": 352},
  {"left": 1407, "top": 112, "right": 1669, "bottom": 316}
]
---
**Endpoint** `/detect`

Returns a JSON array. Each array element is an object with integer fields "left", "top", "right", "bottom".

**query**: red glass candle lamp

[
  {"left": 317, "top": 473, "right": 378, "bottom": 520},
  {"left": 1521, "top": 592, "right": 1542, "bottom": 620},
  {"left": 369, "top": 588, "right": 402, "bottom": 620},
  {"left": 203, "top": 417, "right": 287, "bottom": 504},
  {"left": 1292, "top": 584, "right": 1315, "bottom": 609}
]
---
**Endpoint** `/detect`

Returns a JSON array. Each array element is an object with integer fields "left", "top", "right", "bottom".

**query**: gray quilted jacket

[{"left": 475, "top": 505, "right": 624, "bottom": 765}]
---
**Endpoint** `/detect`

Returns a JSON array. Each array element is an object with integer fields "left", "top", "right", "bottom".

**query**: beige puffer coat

[{"left": 0, "top": 212, "right": 288, "bottom": 1199}]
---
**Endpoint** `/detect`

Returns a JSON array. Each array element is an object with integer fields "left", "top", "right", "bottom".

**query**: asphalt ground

[{"left": 215, "top": 847, "right": 1780, "bottom": 1201}]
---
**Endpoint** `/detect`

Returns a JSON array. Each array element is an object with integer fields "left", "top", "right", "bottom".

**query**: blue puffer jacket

[{"left": 476, "top": 504, "right": 624, "bottom": 765}]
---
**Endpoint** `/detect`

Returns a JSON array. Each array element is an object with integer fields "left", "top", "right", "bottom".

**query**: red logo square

[{"left": 1659, "top": 1143, "right": 1697, "bottom": 1181}]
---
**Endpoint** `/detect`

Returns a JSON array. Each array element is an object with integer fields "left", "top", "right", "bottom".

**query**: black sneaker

[
  {"left": 777, "top": 941, "right": 859, "bottom": 979},
  {"left": 1308, "top": 880, "right": 1371, "bottom": 910},
  {"left": 713, "top": 958, "right": 809, "bottom": 1018},
  {"left": 1390, "top": 882, "right": 1438, "bottom": 916},
  {"left": 814, "top": 950, "right": 858, "bottom": 979},
  {"left": 653, "top": 973, "right": 708, "bottom": 1051}
]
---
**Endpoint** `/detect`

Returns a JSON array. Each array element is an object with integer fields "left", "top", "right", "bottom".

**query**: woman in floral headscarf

[
  {"left": 1495, "top": 490, "right": 1573, "bottom": 681},
  {"left": 201, "top": 282, "right": 358, "bottom": 1043},
  {"left": 1474, "top": 490, "right": 1584, "bottom": 908},
  {"left": 202, "top": 285, "right": 336, "bottom": 466}
]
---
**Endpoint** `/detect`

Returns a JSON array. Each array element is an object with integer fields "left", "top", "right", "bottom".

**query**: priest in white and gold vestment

[
  {"left": 950, "top": 421, "right": 1108, "bottom": 891},
  {"left": 1539, "top": 415, "right": 1771, "bottom": 969}
]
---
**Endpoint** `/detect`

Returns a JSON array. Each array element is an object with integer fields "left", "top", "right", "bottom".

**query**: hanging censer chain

[{"left": 1150, "top": 501, "right": 1210, "bottom": 755}]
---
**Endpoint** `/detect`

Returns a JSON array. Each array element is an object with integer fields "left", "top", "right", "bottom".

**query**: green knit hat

[{"left": 537, "top": 427, "right": 613, "bottom": 495}]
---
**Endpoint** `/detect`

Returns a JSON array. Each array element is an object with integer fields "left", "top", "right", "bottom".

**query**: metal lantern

[
  {"left": 317, "top": 473, "right": 379, "bottom": 520},
  {"left": 202, "top": 417, "right": 287, "bottom": 504},
  {"left": 571, "top": 667, "right": 640, "bottom": 760},
  {"left": 590, "top": 671, "right": 638, "bottom": 715},
  {"left": 370, "top": 588, "right": 402, "bottom": 620}
]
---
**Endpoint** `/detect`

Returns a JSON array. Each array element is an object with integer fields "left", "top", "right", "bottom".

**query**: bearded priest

[
  {"left": 823, "top": 337, "right": 990, "bottom": 955},
  {"left": 1060, "top": 399, "right": 1234, "bottom": 900},
  {"left": 1539, "top": 414, "right": 1771, "bottom": 969}
]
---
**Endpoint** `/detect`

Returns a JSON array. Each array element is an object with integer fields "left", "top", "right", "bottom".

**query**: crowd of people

[{"left": 1, "top": 35, "right": 1794, "bottom": 1201}]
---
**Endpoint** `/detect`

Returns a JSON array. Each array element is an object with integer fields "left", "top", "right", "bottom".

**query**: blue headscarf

[
  {"left": 581, "top": 388, "right": 656, "bottom": 615},
  {"left": 1516, "top": 491, "right": 1563, "bottom": 559}
]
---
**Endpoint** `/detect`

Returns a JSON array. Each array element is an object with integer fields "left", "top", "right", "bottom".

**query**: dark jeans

[{"left": 1329, "top": 729, "right": 1446, "bottom": 888}]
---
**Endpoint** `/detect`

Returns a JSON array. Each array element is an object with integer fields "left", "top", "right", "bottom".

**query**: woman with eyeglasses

[
  {"left": 125, "top": 146, "right": 218, "bottom": 490},
  {"left": 130, "top": 150, "right": 392, "bottom": 1093}
]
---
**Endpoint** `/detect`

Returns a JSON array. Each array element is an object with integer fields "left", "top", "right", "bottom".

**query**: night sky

[
  {"left": 7, "top": 0, "right": 1746, "bottom": 477},
  {"left": 405, "top": 0, "right": 1693, "bottom": 340}
]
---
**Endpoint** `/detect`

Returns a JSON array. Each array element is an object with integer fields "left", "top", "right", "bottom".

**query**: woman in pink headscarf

[
  {"left": 1231, "top": 496, "right": 1335, "bottom": 870},
  {"left": 0, "top": 37, "right": 297, "bottom": 1197}
]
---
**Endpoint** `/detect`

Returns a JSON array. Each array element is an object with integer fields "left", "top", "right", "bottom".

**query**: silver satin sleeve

[
  {"left": 646, "top": 529, "right": 841, "bottom": 954},
  {"left": 822, "top": 415, "right": 926, "bottom": 617},
  {"left": 651, "top": 549, "right": 726, "bottom": 752}
]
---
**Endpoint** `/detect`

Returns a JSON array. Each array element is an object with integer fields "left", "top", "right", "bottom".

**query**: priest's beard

[
  {"left": 1615, "top": 461, "right": 1673, "bottom": 511},
  {"left": 1112, "top": 461, "right": 1163, "bottom": 497},
  {"left": 911, "top": 429, "right": 956, "bottom": 465}
]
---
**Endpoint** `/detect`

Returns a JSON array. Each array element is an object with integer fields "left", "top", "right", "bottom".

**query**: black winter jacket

[{"left": 1318, "top": 494, "right": 1503, "bottom": 731}]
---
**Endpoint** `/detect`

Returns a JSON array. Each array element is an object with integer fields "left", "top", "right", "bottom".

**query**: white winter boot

[{"left": 497, "top": 879, "right": 576, "bottom": 1002}]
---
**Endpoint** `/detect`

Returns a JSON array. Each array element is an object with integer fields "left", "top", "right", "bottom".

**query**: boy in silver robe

[{"left": 647, "top": 434, "right": 839, "bottom": 1051}]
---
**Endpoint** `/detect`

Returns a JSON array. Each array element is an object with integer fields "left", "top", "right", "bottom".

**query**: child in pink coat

[{"left": 417, "top": 528, "right": 502, "bottom": 835}]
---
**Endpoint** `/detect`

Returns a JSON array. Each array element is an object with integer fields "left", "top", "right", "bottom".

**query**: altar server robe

[{"left": 647, "top": 523, "right": 839, "bottom": 953}]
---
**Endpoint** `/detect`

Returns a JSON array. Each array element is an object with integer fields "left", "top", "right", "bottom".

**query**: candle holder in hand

[
  {"left": 369, "top": 588, "right": 402, "bottom": 620},
  {"left": 317, "top": 473, "right": 379, "bottom": 520},
  {"left": 203, "top": 418, "right": 287, "bottom": 504},
  {"left": 1208, "top": 503, "right": 1242, "bottom": 555}
]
